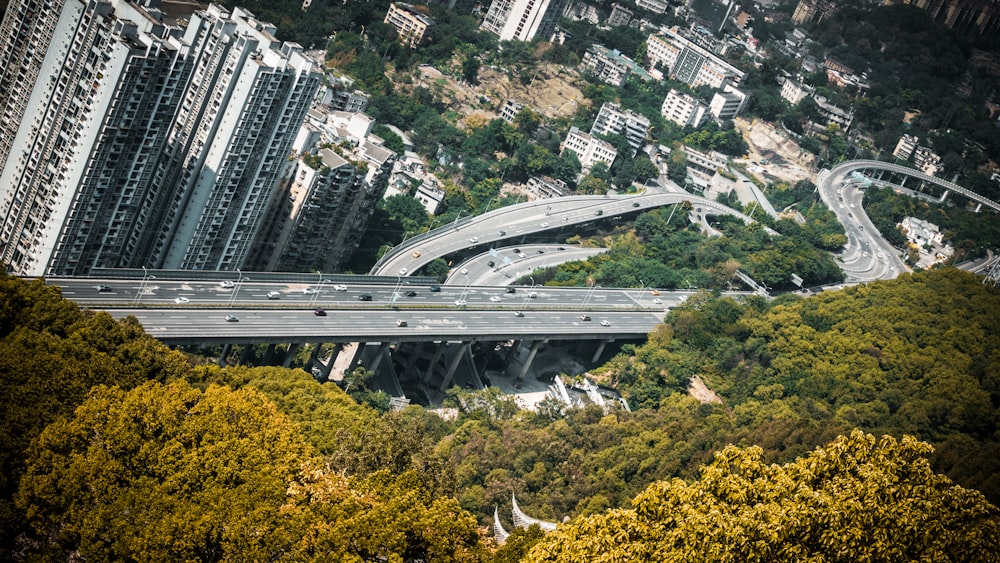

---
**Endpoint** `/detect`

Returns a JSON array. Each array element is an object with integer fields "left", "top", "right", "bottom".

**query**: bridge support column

[
  {"left": 505, "top": 340, "right": 521, "bottom": 363},
  {"left": 591, "top": 339, "right": 614, "bottom": 363},
  {"left": 308, "top": 342, "right": 324, "bottom": 367},
  {"left": 423, "top": 342, "right": 446, "bottom": 383},
  {"left": 348, "top": 342, "right": 368, "bottom": 371},
  {"left": 282, "top": 343, "right": 301, "bottom": 368},
  {"left": 515, "top": 339, "right": 546, "bottom": 386},
  {"left": 219, "top": 343, "right": 232, "bottom": 367},
  {"left": 440, "top": 341, "right": 471, "bottom": 392},
  {"left": 940, "top": 191, "right": 948, "bottom": 203},
  {"left": 369, "top": 342, "right": 392, "bottom": 372},
  {"left": 263, "top": 343, "right": 277, "bottom": 364},
  {"left": 322, "top": 343, "right": 342, "bottom": 380},
  {"left": 400, "top": 342, "right": 423, "bottom": 380},
  {"left": 239, "top": 344, "right": 254, "bottom": 365}
]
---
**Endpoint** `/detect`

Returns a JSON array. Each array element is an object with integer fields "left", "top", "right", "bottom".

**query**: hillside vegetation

[{"left": 2, "top": 269, "right": 999, "bottom": 560}]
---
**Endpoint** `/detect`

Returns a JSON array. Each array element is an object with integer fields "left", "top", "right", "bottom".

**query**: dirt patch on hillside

[
  {"left": 394, "top": 62, "right": 588, "bottom": 127},
  {"left": 688, "top": 374, "right": 722, "bottom": 404},
  {"left": 734, "top": 117, "right": 816, "bottom": 186}
]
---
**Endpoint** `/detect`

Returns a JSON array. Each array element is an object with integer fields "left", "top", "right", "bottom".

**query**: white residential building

[
  {"left": 562, "top": 127, "right": 617, "bottom": 170},
  {"left": 709, "top": 83, "right": 749, "bottom": 120},
  {"left": 591, "top": 102, "right": 650, "bottom": 155},
  {"left": 384, "top": 3, "right": 434, "bottom": 48},
  {"left": 481, "top": 0, "right": 571, "bottom": 41},
  {"left": 661, "top": 89, "right": 710, "bottom": 128},
  {"left": 893, "top": 134, "right": 919, "bottom": 160},
  {"left": 646, "top": 28, "right": 745, "bottom": 89},
  {"left": 579, "top": 44, "right": 653, "bottom": 87},
  {"left": 780, "top": 79, "right": 814, "bottom": 105}
]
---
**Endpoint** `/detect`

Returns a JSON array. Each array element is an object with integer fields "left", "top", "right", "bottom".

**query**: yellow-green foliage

[{"left": 526, "top": 430, "right": 1000, "bottom": 562}]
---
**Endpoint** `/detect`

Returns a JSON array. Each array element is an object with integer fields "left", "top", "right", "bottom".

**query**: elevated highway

[{"left": 371, "top": 192, "right": 778, "bottom": 277}]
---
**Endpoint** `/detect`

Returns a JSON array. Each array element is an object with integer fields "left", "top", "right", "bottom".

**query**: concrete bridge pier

[
  {"left": 239, "top": 344, "right": 254, "bottom": 365},
  {"left": 282, "top": 342, "right": 301, "bottom": 368},
  {"left": 347, "top": 342, "right": 368, "bottom": 373},
  {"left": 422, "top": 341, "right": 447, "bottom": 384},
  {"left": 322, "top": 343, "right": 342, "bottom": 380},
  {"left": 515, "top": 339, "right": 547, "bottom": 386},
  {"left": 440, "top": 341, "right": 472, "bottom": 392},
  {"left": 308, "top": 342, "right": 324, "bottom": 372},
  {"left": 262, "top": 343, "right": 277, "bottom": 364},
  {"left": 218, "top": 343, "right": 233, "bottom": 367},
  {"left": 591, "top": 338, "right": 614, "bottom": 363},
  {"left": 368, "top": 342, "right": 392, "bottom": 372}
]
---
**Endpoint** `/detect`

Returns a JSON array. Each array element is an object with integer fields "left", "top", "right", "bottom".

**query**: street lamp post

[
  {"left": 452, "top": 209, "right": 466, "bottom": 229},
  {"left": 230, "top": 269, "right": 248, "bottom": 306},
  {"left": 134, "top": 266, "right": 151, "bottom": 305}
]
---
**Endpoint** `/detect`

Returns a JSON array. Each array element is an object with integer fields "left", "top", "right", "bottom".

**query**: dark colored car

[
  {"left": 405, "top": 290, "right": 417, "bottom": 297},
  {"left": 358, "top": 294, "right": 373, "bottom": 301},
  {"left": 95, "top": 284, "right": 112, "bottom": 292},
  {"left": 506, "top": 287, "right": 516, "bottom": 294},
  {"left": 314, "top": 308, "right": 327, "bottom": 316},
  {"left": 429, "top": 285, "right": 441, "bottom": 292}
]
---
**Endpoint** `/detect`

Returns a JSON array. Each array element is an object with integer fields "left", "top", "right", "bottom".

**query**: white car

[
  {"left": 218, "top": 280, "right": 234, "bottom": 289},
  {"left": 174, "top": 297, "right": 190, "bottom": 304},
  {"left": 333, "top": 284, "right": 348, "bottom": 291},
  {"left": 652, "top": 298, "right": 662, "bottom": 304},
  {"left": 460, "top": 268, "right": 468, "bottom": 275},
  {"left": 398, "top": 267, "right": 407, "bottom": 275},
  {"left": 469, "top": 237, "right": 479, "bottom": 243},
  {"left": 302, "top": 287, "right": 317, "bottom": 294},
  {"left": 454, "top": 299, "right": 467, "bottom": 306},
  {"left": 489, "top": 295, "right": 502, "bottom": 302},
  {"left": 600, "top": 320, "right": 612, "bottom": 327},
  {"left": 540, "top": 222, "right": 549, "bottom": 228}
]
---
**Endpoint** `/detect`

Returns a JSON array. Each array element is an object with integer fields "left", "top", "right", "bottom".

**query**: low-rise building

[
  {"left": 579, "top": 44, "right": 653, "bottom": 87},
  {"left": 635, "top": 0, "right": 669, "bottom": 14},
  {"left": 661, "top": 89, "right": 710, "bottom": 128},
  {"left": 562, "top": 126, "right": 618, "bottom": 170},
  {"left": 591, "top": 102, "right": 650, "bottom": 155},
  {"left": 500, "top": 99, "right": 525, "bottom": 123},
  {"left": 384, "top": 3, "right": 435, "bottom": 48},
  {"left": 912, "top": 145, "right": 942, "bottom": 176},
  {"left": 526, "top": 176, "right": 573, "bottom": 199},
  {"left": 646, "top": 27, "right": 745, "bottom": 89},
  {"left": 899, "top": 216, "right": 944, "bottom": 246},
  {"left": 709, "top": 83, "right": 749, "bottom": 120},
  {"left": 780, "top": 79, "right": 814, "bottom": 105},
  {"left": 893, "top": 134, "right": 919, "bottom": 160},
  {"left": 608, "top": 3, "right": 633, "bottom": 25}
]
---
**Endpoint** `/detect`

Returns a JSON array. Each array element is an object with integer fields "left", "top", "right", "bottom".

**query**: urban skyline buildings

[
  {"left": 0, "top": 0, "right": 322, "bottom": 276},
  {"left": 480, "top": 0, "right": 570, "bottom": 42}
]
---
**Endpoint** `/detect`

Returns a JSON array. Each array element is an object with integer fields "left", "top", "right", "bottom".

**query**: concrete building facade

[
  {"left": 481, "top": 0, "right": 570, "bottom": 41},
  {"left": 562, "top": 126, "right": 618, "bottom": 170},
  {"left": 709, "top": 83, "right": 749, "bottom": 120},
  {"left": 590, "top": 102, "right": 650, "bottom": 155},
  {"left": 661, "top": 89, "right": 710, "bottom": 128},
  {"left": 646, "top": 28, "right": 744, "bottom": 89},
  {"left": 384, "top": 3, "right": 434, "bottom": 48}
]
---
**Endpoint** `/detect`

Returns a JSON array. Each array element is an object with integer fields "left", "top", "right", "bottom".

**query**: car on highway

[
  {"left": 333, "top": 284, "right": 348, "bottom": 291},
  {"left": 95, "top": 284, "right": 112, "bottom": 292},
  {"left": 218, "top": 280, "right": 234, "bottom": 289},
  {"left": 454, "top": 299, "right": 467, "bottom": 306},
  {"left": 518, "top": 252, "right": 527, "bottom": 258},
  {"left": 398, "top": 268, "right": 407, "bottom": 275},
  {"left": 174, "top": 297, "right": 190, "bottom": 304},
  {"left": 632, "top": 202, "right": 641, "bottom": 208},
  {"left": 396, "top": 320, "right": 408, "bottom": 327},
  {"left": 497, "top": 230, "right": 506, "bottom": 236},
  {"left": 600, "top": 320, "right": 612, "bottom": 327},
  {"left": 430, "top": 285, "right": 441, "bottom": 292},
  {"left": 652, "top": 298, "right": 662, "bottom": 304},
  {"left": 650, "top": 290, "right": 660, "bottom": 296},
  {"left": 487, "top": 260, "right": 495, "bottom": 267},
  {"left": 513, "top": 248, "right": 520, "bottom": 254},
  {"left": 595, "top": 209, "right": 604, "bottom": 216},
  {"left": 405, "top": 290, "right": 418, "bottom": 297},
  {"left": 412, "top": 251, "right": 421, "bottom": 258},
  {"left": 267, "top": 291, "right": 281, "bottom": 299},
  {"left": 506, "top": 287, "right": 516, "bottom": 294},
  {"left": 540, "top": 222, "right": 549, "bottom": 227},
  {"left": 358, "top": 294, "right": 372, "bottom": 301},
  {"left": 225, "top": 315, "right": 239, "bottom": 322},
  {"left": 313, "top": 308, "right": 326, "bottom": 316},
  {"left": 469, "top": 237, "right": 479, "bottom": 243},
  {"left": 536, "top": 250, "right": 544, "bottom": 254},
  {"left": 528, "top": 291, "right": 538, "bottom": 298},
  {"left": 579, "top": 315, "right": 591, "bottom": 321},
  {"left": 302, "top": 287, "right": 317, "bottom": 294},
  {"left": 489, "top": 295, "right": 501, "bottom": 302},
  {"left": 460, "top": 268, "right": 468, "bottom": 275},
  {"left": 514, "top": 311, "right": 524, "bottom": 317}
]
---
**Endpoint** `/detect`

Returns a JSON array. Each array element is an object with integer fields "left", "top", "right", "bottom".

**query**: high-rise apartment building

[
  {"left": 0, "top": 0, "right": 321, "bottom": 276},
  {"left": 562, "top": 126, "right": 618, "bottom": 170},
  {"left": 384, "top": 3, "right": 434, "bottom": 48},
  {"left": 481, "top": 0, "right": 571, "bottom": 41}
]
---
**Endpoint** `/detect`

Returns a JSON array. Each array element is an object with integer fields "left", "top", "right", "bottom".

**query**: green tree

[{"left": 526, "top": 431, "right": 1000, "bottom": 562}]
